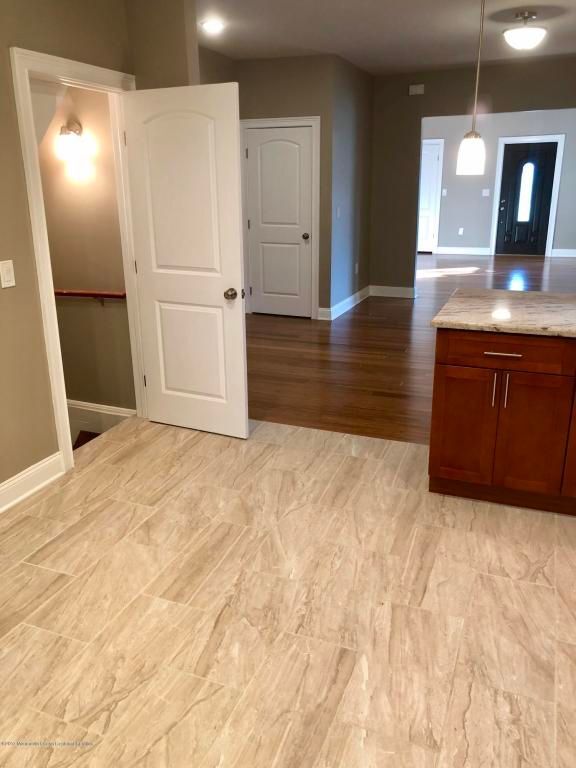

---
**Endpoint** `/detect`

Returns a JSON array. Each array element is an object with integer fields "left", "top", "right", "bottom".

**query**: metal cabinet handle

[
  {"left": 483, "top": 351, "right": 523, "bottom": 359},
  {"left": 224, "top": 288, "right": 238, "bottom": 300},
  {"left": 504, "top": 373, "right": 510, "bottom": 408},
  {"left": 491, "top": 372, "right": 498, "bottom": 408}
]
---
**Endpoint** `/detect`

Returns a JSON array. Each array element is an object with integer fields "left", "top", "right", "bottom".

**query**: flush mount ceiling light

[
  {"left": 456, "top": 0, "right": 487, "bottom": 175},
  {"left": 504, "top": 11, "right": 547, "bottom": 50},
  {"left": 200, "top": 17, "right": 225, "bottom": 35}
]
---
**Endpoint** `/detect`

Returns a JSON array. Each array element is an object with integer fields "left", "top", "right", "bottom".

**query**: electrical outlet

[
  {"left": 442, "top": 189, "right": 448, "bottom": 197},
  {"left": 0, "top": 260, "right": 15, "bottom": 288},
  {"left": 482, "top": 188, "right": 490, "bottom": 197},
  {"left": 458, "top": 227, "right": 464, "bottom": 236}
]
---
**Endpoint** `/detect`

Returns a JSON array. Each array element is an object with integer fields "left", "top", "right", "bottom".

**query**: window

[{"left": 517, "top": 161, "right": 535, "bottom": 222}]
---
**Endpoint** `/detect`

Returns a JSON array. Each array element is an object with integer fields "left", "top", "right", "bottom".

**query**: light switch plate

[
  {"left": 482, "top": 188, "right": 491, "bottom": 197},
  {"left": 0, "top": 260, "right": 15, "bottom": 288},
  {"left": 442, "top": 189, "right": 448, "bottom": 197}
]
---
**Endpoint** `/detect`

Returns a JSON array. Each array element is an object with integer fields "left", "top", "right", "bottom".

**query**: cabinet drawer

[{"left": 436, "top": 329, "right": 576, "bottom": 375}]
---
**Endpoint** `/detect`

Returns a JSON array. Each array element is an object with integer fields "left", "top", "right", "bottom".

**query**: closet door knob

[{"left": 224, "top": 288, "right": 238, "bottom": 300}]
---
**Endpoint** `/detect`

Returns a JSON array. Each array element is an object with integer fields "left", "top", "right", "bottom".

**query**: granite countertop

[{"left": 431, "top": 288, "right": 576, "bottom": 338}]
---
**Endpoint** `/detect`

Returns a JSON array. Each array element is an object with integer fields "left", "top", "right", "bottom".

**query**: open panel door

[{"left": 123, "top": 83, "right": 248, "bottom": 438}]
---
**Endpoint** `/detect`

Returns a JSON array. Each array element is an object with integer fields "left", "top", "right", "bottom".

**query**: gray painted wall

[{"left": 423, "top": 109, "right": 576, "bottom": 251}]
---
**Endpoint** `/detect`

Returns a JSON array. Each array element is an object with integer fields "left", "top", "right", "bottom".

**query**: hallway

[{"left": 247, "top": 254, "right": 576, "bottom": 443}]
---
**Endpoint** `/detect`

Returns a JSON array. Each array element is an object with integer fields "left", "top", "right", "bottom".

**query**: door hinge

[
  {"left": 123, "top": 131, "right": 127, "bottom": 146},
  {"left": 143, "top": 375, "right": 147, "bottom": 387},
  {"left": 247, "top": 219, "right": 251, "bottom": 230},
  {"left": 245, "top": 148, "right": 248, "bottom": 158},
  {"left": 250, "top": 286, "right": 253, "bottom": 296},
  {"left": 134, "top": 260, "right": 138, "bottom": 274}
]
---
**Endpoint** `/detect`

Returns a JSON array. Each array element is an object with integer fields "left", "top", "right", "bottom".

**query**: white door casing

[
  {"left": 418, "top": 139, "right": 444, "bottom": 252},
  {"left": 245, "top": 126, "right": 313, "bottom": 317},
  {"left": 123, "top": 83, "right": 249, "bottom": 438}
]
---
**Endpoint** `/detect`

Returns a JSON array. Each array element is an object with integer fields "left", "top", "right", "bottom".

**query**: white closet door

[
  {"left": 245, "top": 126, "right": 313, "bottom": 317},
  {"left": 123, "top": 83, "right": 248, "bottom": 438}
]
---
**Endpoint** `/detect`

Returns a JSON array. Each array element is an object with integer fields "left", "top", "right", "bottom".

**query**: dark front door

[{"left": 496, "top": 142, "right": 557, "bottom": 256}]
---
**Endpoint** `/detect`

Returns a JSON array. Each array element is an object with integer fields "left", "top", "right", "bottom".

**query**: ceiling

[{"left": 196, "top": 0, "right": 576, "bottom": 73}]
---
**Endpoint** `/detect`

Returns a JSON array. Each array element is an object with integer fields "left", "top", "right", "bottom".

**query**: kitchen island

[{"left": 429, "top": 288, "right": 576, "bottom": 514}]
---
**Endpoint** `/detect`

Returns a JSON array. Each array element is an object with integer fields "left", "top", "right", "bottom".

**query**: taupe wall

[
  {"left": 38, "top": 88, "right": 125, "bottom": 292},
  {"left": 199, "top": 47, "right": 237, "bottom": 85},
  {"left": 0, "top": 0, "right": 131, "bottom": 484},
  {"left": 423, "top": 109, "right": 576, "bottom": 252},
  {"left": 34, "top": 84, "right": 136, "bottom": 409},
  {"left": 370, "top": 55, "right": 576, "bottom": 289},
  {"left": 125, "top": 0, "right": 200, "bottom": 88},
  {"left": 330, "top": 57, "right": 373, "bottom": 305},
  {"left": 198, "top": 49, "right": 374, "bottom": 309},
  {"left": 235, "top": 55, "right": 336, "bottom": 308}
]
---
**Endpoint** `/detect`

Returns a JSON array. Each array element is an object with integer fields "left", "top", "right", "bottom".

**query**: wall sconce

[{"left": 55, "top": 119, "right": 97, "bottom": 183}]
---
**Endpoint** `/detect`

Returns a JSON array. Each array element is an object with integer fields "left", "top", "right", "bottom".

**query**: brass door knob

[{"left": 224, "top": 288, "right": 238, "bottom": 300}]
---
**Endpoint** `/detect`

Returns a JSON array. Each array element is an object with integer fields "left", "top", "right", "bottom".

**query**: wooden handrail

[{"left": 55, "top": 289, "right": 127, "bottom": 300}]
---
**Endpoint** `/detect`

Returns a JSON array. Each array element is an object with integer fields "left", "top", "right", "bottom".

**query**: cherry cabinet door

[
  {"left": 429, "top": 365, "right": 500, "bottom": 485},
  {"left": 562, "top": 404, "right": 576, "bottom": 498},
  {"left": 493, "top": 371, "right": 574, "bottom": 495}
]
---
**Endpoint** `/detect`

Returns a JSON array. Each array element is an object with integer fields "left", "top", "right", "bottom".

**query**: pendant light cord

[{"left": 471, "top": 0, "right": 486, "bottom": 133}]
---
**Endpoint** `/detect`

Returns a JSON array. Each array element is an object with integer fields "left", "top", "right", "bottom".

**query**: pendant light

[
  {"left": 457, "top": 0, "right": 487, "bottom": 175},
  {"left": 503, "top": 11, "right": 547, "bottom": 50}
]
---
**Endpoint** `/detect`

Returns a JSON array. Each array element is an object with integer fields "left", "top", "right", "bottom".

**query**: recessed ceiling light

[
  {"left": 503, "top": 11, "right": 547, "bottom": 50},
  {"left": 200, "top": 17, "right": 225, "bottom": 36}
]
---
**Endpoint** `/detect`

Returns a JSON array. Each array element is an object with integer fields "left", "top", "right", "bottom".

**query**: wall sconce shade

[{"left": 54, "top": 120, "right": 97, "bottom": 183}]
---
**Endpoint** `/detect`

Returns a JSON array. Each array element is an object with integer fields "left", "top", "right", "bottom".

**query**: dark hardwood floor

[{"left": 247, "top": 253, "right": 576, "bottom": 444}]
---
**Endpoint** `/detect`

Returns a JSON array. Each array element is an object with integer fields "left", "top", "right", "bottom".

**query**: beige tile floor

[{"left": 0, "top": 417, "right": 574, "bottom": 767}]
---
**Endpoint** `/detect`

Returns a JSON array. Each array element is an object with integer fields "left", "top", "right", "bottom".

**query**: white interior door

[
  {"left": 418, "top": 139, "right": 444, "bottom": 252},
  {"left": 123, "top": 83, "right": 248, "bottom": 438},
  {"left": 245, "top": 126, "right": 313, "bottom": 317}
]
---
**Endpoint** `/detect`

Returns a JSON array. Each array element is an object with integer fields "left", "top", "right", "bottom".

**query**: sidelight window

[{"left": 517, "top": 161, "right": 535, "bottom": 222}]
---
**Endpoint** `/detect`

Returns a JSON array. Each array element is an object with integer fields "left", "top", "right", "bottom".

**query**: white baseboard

[
  {"left": 551, "top": 249, "right": 576, "bottom": 258},
  {"left": 432, "top": 247, "right": 492, "bottom": 256},
  {"left": 318, "top": 284, "right": 418, "bottom": 320},
  {"left": 68, "top": 400, "right": 136, "bottom": 440},
  {"left": 370, "top": 285, "right": 417, "bottom": 299},
  {"left": 318, "top": 286, "right": 370, "bottom": 321},
  {"left": 0, "top": 452, "right": 65, "bottom": 513}
]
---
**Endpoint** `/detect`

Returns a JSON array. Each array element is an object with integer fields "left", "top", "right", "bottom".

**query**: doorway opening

[
  {"left": 13, "top": 48, "right": 250, "bottom": 485},
  {"left": 417, "top": 139, "right": 444, "bottom": 254},
  {"left": 12, "top": 48, "right": 143, "bottom": 472},
  {"left": 490, "top": 134, "right": 565, "bottom": 258},
  {"left": 31, "top": 80, "right": 137, "bottom": 450}
]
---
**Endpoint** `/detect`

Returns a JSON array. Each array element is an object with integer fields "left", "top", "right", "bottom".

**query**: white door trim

[
  {"left": 240, "top": 117, "right": 321, "bottom": 319},
  {"left": 489, "top": 133, "right": 565, "bottom": 259},
  {"left": 10, "top": 47, "right": 141, "bottom": 473},
  {"left": 418, "top": 138, "right": 444, "bottom": 252}
]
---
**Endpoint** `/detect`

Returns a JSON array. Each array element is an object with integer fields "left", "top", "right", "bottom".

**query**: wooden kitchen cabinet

[
  {"left": 563, "top": 406, "right": 576, "bottom": 498},
  {"left": 429, "top": 329, "right": 576, "bottom": 515},
  {"left": 429, "top": 365, "right": 500, "bottom": 485},
  {"left": 493, "top": 371, "right": 573, "bottom": 495}
]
